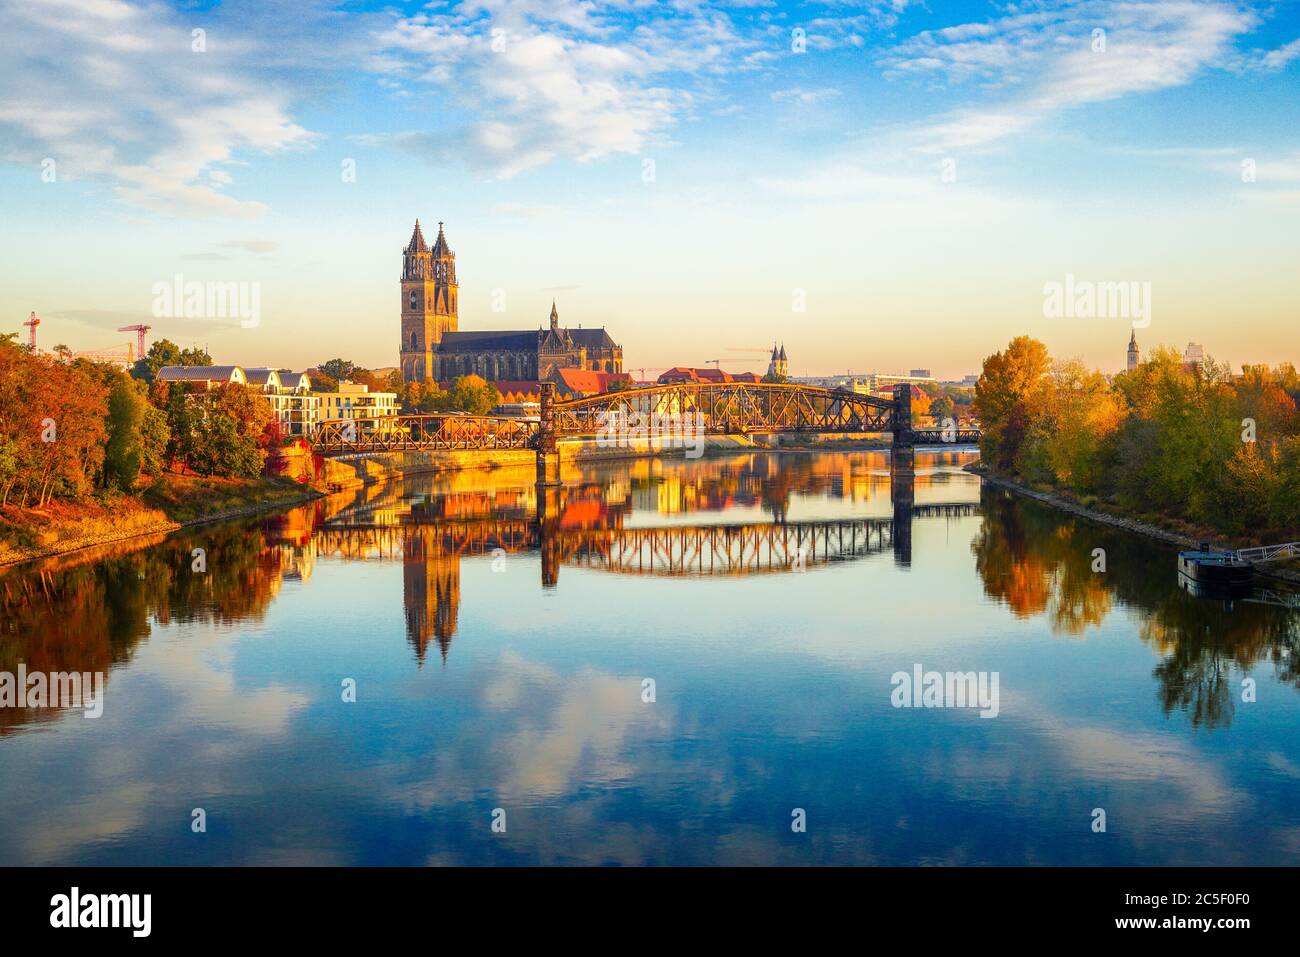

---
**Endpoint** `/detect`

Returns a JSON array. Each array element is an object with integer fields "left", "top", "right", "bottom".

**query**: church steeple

[
  {"left": 1127, "top": 329, "right": 1139, "bottom": 372},
  {"left": 401, "top": 218, "right": 459, "bottom": 384},
  {"left": 549, "top": 300, "right": 559, "bottom": 332}
]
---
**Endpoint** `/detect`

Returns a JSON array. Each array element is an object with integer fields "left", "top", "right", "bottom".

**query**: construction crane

[
  {"left": 118, "top": 324, "right": 152, "bottom": 360},
  {"left": 22, "top": 311, "right": 39, "bottom": 351},
  {"left": 725, "top": 347, "right": 775, "bottom": 354},
  {"left": 706, "top": 359, "right": 721, "bottom": 369}
]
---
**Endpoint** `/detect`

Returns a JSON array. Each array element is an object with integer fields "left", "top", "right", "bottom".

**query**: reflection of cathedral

[{"left": 402, "top": 527, "right": 461, "bottom": 667}]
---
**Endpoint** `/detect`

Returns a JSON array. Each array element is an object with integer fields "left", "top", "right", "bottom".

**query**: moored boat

[{"left": 1177, "top": 547, "right": 1253, "bottom": 587}]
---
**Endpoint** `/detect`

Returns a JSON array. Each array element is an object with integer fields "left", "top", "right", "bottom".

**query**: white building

[
  {"left": 315, "top": 381, "right": 399, "bottom": 434},
  {"left": 245, "top": 368, "right": 320, "bottom": 438}
]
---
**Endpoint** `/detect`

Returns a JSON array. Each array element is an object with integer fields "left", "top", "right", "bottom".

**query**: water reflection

[
  {"left": 4, "top": 450, "right": 1300, "bottom": 865},
  {"left": 974, "top": 488, "right": 1300, "bottom": 728}
]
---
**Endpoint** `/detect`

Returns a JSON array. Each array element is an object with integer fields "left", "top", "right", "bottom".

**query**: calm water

[{"left": 3, "top": 449, "right": 1300, "bottom": 866}]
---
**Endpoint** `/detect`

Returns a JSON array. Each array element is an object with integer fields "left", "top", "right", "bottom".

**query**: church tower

[
  {"left": 1127, "top": 330, "right": 1139, "bottom": 372},
  {"left": 400, "top": 220, "right": 458, "bottom": 384},
  {"left": 768, "top": 342, "right": 788, "bottom": 379}
]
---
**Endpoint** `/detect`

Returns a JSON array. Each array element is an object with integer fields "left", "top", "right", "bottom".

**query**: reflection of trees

[
  {"left": 0, "top": 516, "right": 303, "bottom": 734},
  {"left": 972, "top": 488, "right": 1300, "bottom": 728}
]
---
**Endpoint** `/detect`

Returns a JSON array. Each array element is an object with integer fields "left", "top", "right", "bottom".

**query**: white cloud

[
  {"left": 881, "top": 1, "right": 1259, "bottom": 153},
  {"left": 0, "top": 0, "right": 315, "bottom": 217},
  {"left": 374, "top": 0, "right": 753, "bottom": 177},
  {"left": 1258, "top": 36, "right": 1300, "bottom": 70},
  {"left": 771, "top": 86, "right": 842, "bottom": 105}
]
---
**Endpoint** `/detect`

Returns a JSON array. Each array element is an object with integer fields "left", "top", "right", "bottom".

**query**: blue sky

[{"left": 1, "top": 0, "right": 1298, "bottom": 377}]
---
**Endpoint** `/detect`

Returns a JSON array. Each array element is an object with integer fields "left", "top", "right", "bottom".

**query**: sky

[{"left": 0, "top": 0, "right": 1297, "bottom": 380}]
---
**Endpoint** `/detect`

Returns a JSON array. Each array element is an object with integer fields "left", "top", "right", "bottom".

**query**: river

[{"left": 2, "top": 449, "right": 1299, "bottom": 865}]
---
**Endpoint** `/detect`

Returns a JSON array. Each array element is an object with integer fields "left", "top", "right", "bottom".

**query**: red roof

[
  {"left": 550, "top": 368, "right": 632, "bottom": 395},
  {"left": 494, "top": 380, "right": 540, "bottom": 398},
  {"left": 656, "top": 367, "right": 760, "bottom": 384}
]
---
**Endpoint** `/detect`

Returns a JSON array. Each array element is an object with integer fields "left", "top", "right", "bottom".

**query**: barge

[{"left": 1177, "top": 547, "right": 1253, "bottom": 588}]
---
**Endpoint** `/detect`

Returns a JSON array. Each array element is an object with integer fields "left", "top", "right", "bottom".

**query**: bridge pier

[
  {"left": 536, "top": 381, "right": 562, "bottom": 489},
  {"left": 890, "top": 383, "right": 915, "bottom": 567}
]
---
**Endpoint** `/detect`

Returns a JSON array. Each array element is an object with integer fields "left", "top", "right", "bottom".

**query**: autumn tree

[
  {"left": 974, "top": 336, "right": 1050, "bottom": 470},
  {"left": 448, "top": 375, "right": 502, "bottom": 415}
]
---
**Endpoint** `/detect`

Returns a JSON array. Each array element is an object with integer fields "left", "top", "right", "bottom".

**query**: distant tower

[
  {"left": 400, "top": 220, "right": 458, "bottom": 384},
  {"left": 549, "top": 300, "right": 559, "bottom": 332},
  {"left": 768, "top": 342, "right": 788, "bottom": 378},
  {"left": 22, "top": 311, "right": 39, "bottom": 351},
  {"left": 1127, "top": 330, "right": 1139, "bottom": 372}
]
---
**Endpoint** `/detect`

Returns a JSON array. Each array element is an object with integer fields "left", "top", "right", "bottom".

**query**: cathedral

[{"left": 399, "top": 220, "right": 623, "bottom": 385}]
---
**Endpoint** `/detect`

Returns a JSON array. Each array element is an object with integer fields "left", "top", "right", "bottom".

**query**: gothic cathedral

[{"left": 399, "top": 219, "right": 623, "bottom": 386}]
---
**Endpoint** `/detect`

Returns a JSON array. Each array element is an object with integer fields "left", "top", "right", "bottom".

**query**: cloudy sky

[{"left": 0, "top": 0, "right": 1297, "bottom": 378}]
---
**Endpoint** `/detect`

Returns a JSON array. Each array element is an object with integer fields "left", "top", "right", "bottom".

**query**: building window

[
  {"left": 410, "top": 332, "right": 418, "bottom": 352},
  {"left": 409, "top": 291, "right": 417, "bottom": 310}
]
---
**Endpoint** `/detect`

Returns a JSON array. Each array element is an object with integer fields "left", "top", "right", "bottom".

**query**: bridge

[
  {"left": 312, "top": 501, "right": 981, "bottom": 583},
  {"left": 311, "top": 382, "right": 981, "bottom": 479}
]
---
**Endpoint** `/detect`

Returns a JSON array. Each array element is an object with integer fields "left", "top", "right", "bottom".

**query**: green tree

[
  {"left": 102, "top": 377, "right": 146, "bottom": 492},
  {"left": 132, "top": 339, "right": 211, "bottom": 383},
  {"left": 448, "top": 375, "right": 502, "bottom": 415}
]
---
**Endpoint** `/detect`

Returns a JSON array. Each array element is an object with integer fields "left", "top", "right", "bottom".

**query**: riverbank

[
  {"left": 968, "top": 463, "right": 1300, "bottom": 584},
  {"left": 0, "top": 475, "right": 321, "bottom": 567}
]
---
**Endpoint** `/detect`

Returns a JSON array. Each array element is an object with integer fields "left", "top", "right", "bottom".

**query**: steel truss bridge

[
  {"left": 310, "top": 382, "right": 980, "bottom": 457},
  {"left": 314, "top": 502, "right": 980, "bottom": 580}
]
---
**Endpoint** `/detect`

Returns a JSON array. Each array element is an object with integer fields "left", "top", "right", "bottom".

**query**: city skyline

[{"left": 2, "top": 0, "right": 1298, "bottom": 378}]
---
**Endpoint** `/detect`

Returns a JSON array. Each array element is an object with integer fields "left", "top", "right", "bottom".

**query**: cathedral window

[
  {"left": 410, "top": 332, "right": 418, "bottom": 351},
  {"left": 409, "top": 291, "right": 416, "bottom": 310}
]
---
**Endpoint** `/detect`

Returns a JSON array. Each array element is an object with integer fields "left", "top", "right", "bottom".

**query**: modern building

[
  {"left": 316, "top": 381, "right": 399, "bottom": 433},
  {"left": 866, "top": 372, "right": 937, "bottom": 392},
  {"left": 245, "top": 368, "right": 319, "bottom": 438},
  {"left": 156, "top": 365, "right": 248, "bottom": 389},
  {"left": 398, "top": 220, "right": 623, "bottom": 384},
  {"left": 910, "top": 368, "right": 931, "bottom": 378}
]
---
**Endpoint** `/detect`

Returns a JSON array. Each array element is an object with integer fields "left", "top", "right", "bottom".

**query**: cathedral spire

[
  {"left": 550, "top": 300, "right": 559, "bottom": 332},
  {"left": 406, "top": 219, "right": 428, "bottom": 254},
  {"left": 431, "top": 220, "right": 453, "bottom": 258}
]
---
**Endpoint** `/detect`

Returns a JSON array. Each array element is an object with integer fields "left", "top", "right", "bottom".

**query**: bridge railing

[
  {"left": 1235, "top": 542, "right": 1300, "bottom": 564},
  {"left": 312, "top": 414, "right": 539, "bottom": 454}
]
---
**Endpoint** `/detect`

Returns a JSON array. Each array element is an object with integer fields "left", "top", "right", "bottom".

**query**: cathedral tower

[
  {"left": 400, "top": 220, "right": 459, "bottom": 384},
  {"left": 768, "top": 342, "right": 788, "bottom": 379},
  {"left": 1127, "top": 330, "right": 1139, "bottom": 372}
]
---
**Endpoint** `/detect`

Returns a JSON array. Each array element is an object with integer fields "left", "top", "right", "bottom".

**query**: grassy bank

[{"left": 0, "top": 474, "right": 320, "bottom": 566}]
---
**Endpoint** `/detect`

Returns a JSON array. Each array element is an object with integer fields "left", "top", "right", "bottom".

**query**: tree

[
  {"left": 132, "top": 339, "right": 211, "bottom": 383},
  {"left": 318, "top": 358, "right": 358, "bottom": 382},
  {"left": 974, "top": 336, "right": 1050, "bottom": 470},
  {"left": 930, "top": 394, "right": 956, "bottom": 423},
  {"left": 448, "top": 375, "right": 501, "bottom": 415},
  {"left": 102, "top": 377, "right": 147, "bottom": 492}
]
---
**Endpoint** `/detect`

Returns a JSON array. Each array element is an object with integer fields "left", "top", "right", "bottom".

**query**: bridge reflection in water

[{"left": 304, "top": 452, "right": 978, "bottom": 665}]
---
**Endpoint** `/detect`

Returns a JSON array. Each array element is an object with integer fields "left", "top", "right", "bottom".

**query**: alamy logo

[
  {"left": 1042, "top": 273, "right": 1151, "bottom": 329},
  {"left": 0, "top": 667, "right": 104, "bottom": 718},
  {"left": 891, "top": 664, "right": 1000, "bottom": 718},
  {"left": 50, "top": 887, "right": 151, "bottom": 937},
  {"left": 151, "top": 273, "right": 261, "bottom": 328},
  {"left": 596, "top": 410, "right": 706, "bottom": 459}
]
